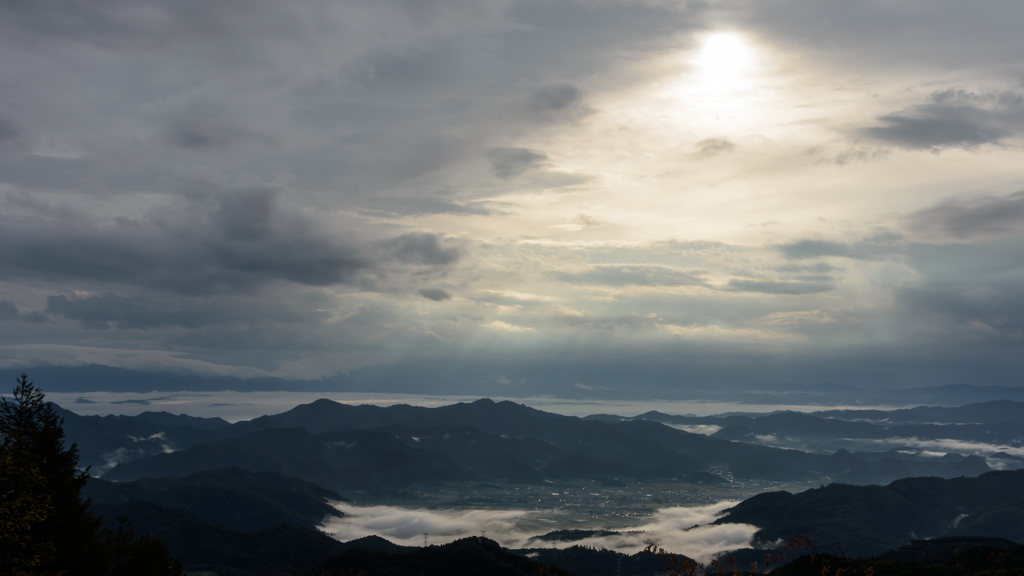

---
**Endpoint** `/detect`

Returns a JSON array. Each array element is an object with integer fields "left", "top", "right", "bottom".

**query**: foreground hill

[
  {"left": 93, "top": 499, "right": 347, "bottom": 576},
  {"left": 771, "top": 537, "right": 1024, "bottom": 576},
  {"left": 311, "top": 536, "right": 573, "bottom": 576},
  {"left": 715, "top": 469, "right": 1024, "bottom": 557},
  {"left": 84, "top": 467, "right": 345, "bottom": 532}
]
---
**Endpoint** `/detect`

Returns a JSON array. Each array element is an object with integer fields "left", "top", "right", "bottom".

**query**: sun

[{"left": 691, "top": 32, "right": 757, "bottom": 95}]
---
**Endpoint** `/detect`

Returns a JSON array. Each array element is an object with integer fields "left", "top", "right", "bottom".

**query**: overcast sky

[{"left": 2, "top": 0, "right": 1023, "bottom": 395}]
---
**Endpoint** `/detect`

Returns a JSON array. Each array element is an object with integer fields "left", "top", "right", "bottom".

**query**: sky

[{"left": 2, "top": 0, "right": 1024, "bottom": 396}]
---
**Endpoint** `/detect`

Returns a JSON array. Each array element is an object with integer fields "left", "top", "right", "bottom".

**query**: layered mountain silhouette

[
  {"left": 715, "top": 469, "right": 1024, "bottom": 557},
  {"left": 91, "top": 398, "right": 827, "bottom": 486},
  {"left": 630, "top": 400, "right": 1024, "bottom": 447},
  {"left": 44, "top": 396, "right": 1024, "bottom": 575},
  {"left": 103, "top": 427, "right": 479, "bottom": 492},
  {"left": 58, "top": 397, "right": 1012, "bottom": 489}
]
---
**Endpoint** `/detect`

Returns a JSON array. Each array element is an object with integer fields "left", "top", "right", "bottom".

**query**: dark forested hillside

[
  {"left": 101, "top": 426, "right": 480, "bottom": 491},
  {"left": 84, "top": 467, "right": 345, "bottom": 532},
  {"left": 715, "top": 469, "right": 1024, "bottom": 557},
  {"left": 92, "top": 499, "right": 348, "bottom": 576},
  {"left": 311, "top": 536, "right": 573, "bottom": 576}
]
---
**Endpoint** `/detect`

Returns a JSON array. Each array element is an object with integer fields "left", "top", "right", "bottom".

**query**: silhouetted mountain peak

[{"left": 134, "top": 411, "right": 230, "bottom": 430}]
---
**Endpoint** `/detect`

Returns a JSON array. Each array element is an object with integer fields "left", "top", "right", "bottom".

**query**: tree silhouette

[
  {"left": 0, "top": 425, "right": 54, "bottom": 575},
  {"left": 0, "top": 374, "right": 183, "bottom": 576}
]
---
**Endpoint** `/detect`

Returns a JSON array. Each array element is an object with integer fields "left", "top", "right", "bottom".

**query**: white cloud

[
  {"left": 665, "top": 423, "right": 723, "bottom": 435},
  {"left": 321, "top": 503, "right": 529, "bottom": 547},
  {"left": 848, "top": 437, "right": 1024, "bottom": 457},
  {"left": 485, "top": 320, "right": 535, "bottom": 332},
  {"left": 320, "top": 501, "right": 758, "bottom": 564}
]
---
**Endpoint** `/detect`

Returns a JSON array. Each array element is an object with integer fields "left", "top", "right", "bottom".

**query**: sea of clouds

[{"left": 320, "top": 501, "right": 759, "bottom": 563}]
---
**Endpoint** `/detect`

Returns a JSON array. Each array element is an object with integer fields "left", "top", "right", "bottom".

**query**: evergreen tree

[
  {"left": 103, "top": 516, "right": 183, "bottom": 576},
  {"left": 0, "top": 374, "right": 183, "bottom": 576},
  {"left": 0, "top": 373, "right": 102, "bottom": 575},
  {"left": 0, "top": 426, "right": 54, "bottom": 575}
]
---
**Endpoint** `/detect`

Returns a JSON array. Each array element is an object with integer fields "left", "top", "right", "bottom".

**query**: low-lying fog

[
  {"left": 739, "top": 434, "right": 1024, "bottom": 468},
  {"left": 319, "top": 501, "right": 759, "bottom": 562}
]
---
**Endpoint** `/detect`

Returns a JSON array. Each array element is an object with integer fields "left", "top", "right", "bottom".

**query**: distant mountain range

[
  {"left": 56, "top": 396, "right": 1020, "bottom": 492},
  {"left": 597, "top": 402, "right": 1024, "bottom": 477},
  {"left": 9, "top": 364, "right": 1024, "bottom": 405}
]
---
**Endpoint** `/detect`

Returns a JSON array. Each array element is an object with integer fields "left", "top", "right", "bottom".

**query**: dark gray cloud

[
  {"left": 894, "top": 281, "right": 1024, "bottom": 345},
  {"left": 929, "top": 88, "right": 1024, "bottom": 107},
  {"left": 0, "top": 117, "right": 18, "bottom": 142},
  {"left": 777, "top": 240, "right": 853, "bottom": 259},
  {"left": 0, "top": 156, "right": 92, "bottom": 192},
  {"left": 863, "top": 104, "right": 1010, "bottom": 149},
  {"left": 363, "top": 196, "right": 503, "bottom": 217},
  {"left": 0, "top": 214, "right": 367, "bottom": 295},
  {"left": 384, "top": 232, "right": 460, "bottom": 266},
  {"left": 695, "top": 138, "right": 736, "bottom": 157},
  {"left": 0, "top": 193, "right": 459, "bottom": 295},
  {"left": 862, "top": 86, "right": 1024, "bottom": 151},
  {"left": 777, "top": 262, "right": 841, "bottom": 274},
  {"left": 43, "top": 291, "right": 324, "bottom": 330},
  {"left": 907, "top": 190, "right": 1024, "bottom": 239},
  {"left": 0, "top": 300, "right": 48, "bottom": 323},
  {"left": 216, "top": 188, "right": 276, "bottom": 241},
  {"left": 418, "top": 288, "right": 452, "bottom": 301},
  {"left": 487, "top": 147, "right": 548, "bottom": 180},
  {"left": 898, "top": 287, "right": 997, "bottom": 328},
  {"left": 0, "top": 300, "right": 17, "bottom": 320},
  {"left": 20, "top": 310, "right": 49, "bottom": 324},
  {"left": 726, "top": 279, "right": 834, "bottom": 295},
  {"left": 551, "top": 265, "right": 706, "bottom": 287},
  {"left": 777, "top": 232, "right": 903, "bottom": 260},
  {"left": 525, "top": 84, "right": 586, "bottom": 121},
  {"left": 165, "top": 114, "right": 270, "bottom": 150},
  {"left": 46, "top": 293, "right": 221, "bottom": 330}
]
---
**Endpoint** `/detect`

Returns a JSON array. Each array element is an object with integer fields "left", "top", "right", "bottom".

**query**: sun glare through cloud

[{"left": 692, "top": 33, "right": 757, "bottom": 96}]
